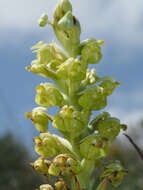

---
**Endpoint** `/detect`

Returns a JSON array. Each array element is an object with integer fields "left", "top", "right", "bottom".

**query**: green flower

[
  {"left": 82, "top": 69, "right": 98, "bottom": 86},
  {"left": 99, "top": 76, "right": 120, "bottom": 96},
  {"left": 31, "top": 157, "right": 51, "bottom": 175},
  {"left": 89, "top": 112, "right": 110, "bottom": 131},
  {"left": 56, "top": 58, "right": 87, "bottom": 82},
  {"left": 55, "top": 179, "right": 68, "bottom": 190},
  {"left": 52, "top": 106, "right": 90, "bottom": 139},
  {"left": 34, "top": 133, "right": 73, "bottom": 158},
  {"left": 26, "top": 41, "right": 67, "bottom": 78},
  {"left": 35, "top": 83, "right": 64, "bottom": 107},
  {"left": 78, "top": 85, "right": 107, "bottom": 111},
  {"left": 25, "top": 107, "right": 49, "bottom": 133},
  {"left": 31, "top": 41, "right": 67, "bottom": 65},
  {"left": 97, "top": 117, "right": 121, "bottom": 142},
  {"left": 48, "top": 154, "right": 81, "bottom": 176},
  {"left": 100, "top": 161, "right": 128, "bottom": 187},
  {"left": 80, "top": 134, "right": 109, "bottom": 160},
  {"left": 79, "top": 38, "right": 103, "bottom": 64}
]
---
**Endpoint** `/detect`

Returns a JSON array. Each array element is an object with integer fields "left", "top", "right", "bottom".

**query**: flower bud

[
  {"left": 35, "top": 83, "right": 64, "bottom": 107},
  {"left": 38, "top": 13, "right": 48, "bottom": 27},
  {"left": 87, "top": 69, "right": 98, "bottom": 84},
  {"left": 99, "top": 76, "right": 119, "bottom": 96},
  {"left": 78, "top": 86, "right": 107, "bottom": 111},
  {"left": 53, "top": 0, "right": 81, "bottom": 57},
  {"left": 97, "top": 117, "right": 121, "bottom": 142},
  {"left": 26, "top": 107, "right": 49, "bottom": 133},
  {"left": 39, "top": 184, "right": 54, "bottom": 190},
  {"left": 56, "top": 58, "right": 86, "bottom": 82},
  {"left": 31, "top": 157, "right": 51, "bottom": 175},
  {"left": 34, "top": 133, "right": 73, "bottom": 158},
  {"left": 48, "top": 154, "right": 80, "bottom": 176},
  {"left": 53, "top": 0, "right": 72, "bottom": 21},
  {"left": 80, "top": 134, "right": 109, "bottom": 160},
  {"left": 66, "top": 157, "right": 81, "bottom": 174},
  {"left": 52, "top": 106, "right": 88, "bottom": 139},
  {"left": 79, "top": 38, "right": 102, "bottom": 64},
  {"left": 55, "top": 179, "right": 68, "bottom": 190}
]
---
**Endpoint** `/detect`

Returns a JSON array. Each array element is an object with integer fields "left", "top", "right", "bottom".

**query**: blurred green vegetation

[
  {"left": 0, "top": 133, "right": 47, "bottom": 190},
  {"left": 107, "top": 120, "right": 143, "bottom": 190},
  {"left": 0, "top": 120, "right": 143, "bottom": 190}
]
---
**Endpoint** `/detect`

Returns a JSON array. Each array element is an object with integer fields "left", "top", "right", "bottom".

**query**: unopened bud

[
  {"left": 31, "top": 157, "right": 51, "bottom": 175},
  {"left": 39, "top": 184, "right": 54, "bottom": 190},
  {"left": 38, "top": 14, "right": 48, "bottom": 27},
  {"left": 55, "top": 179, "right": 68, "bottom": 190}
]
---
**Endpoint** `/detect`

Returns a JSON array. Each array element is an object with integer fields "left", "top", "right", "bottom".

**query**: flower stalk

[{"left": 26, "top": 0, "right": 128, "bottom": 189}]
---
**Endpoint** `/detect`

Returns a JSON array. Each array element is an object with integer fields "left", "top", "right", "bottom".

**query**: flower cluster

[{"left": 26, "top": 0, "right": 127, "bottom": 189}]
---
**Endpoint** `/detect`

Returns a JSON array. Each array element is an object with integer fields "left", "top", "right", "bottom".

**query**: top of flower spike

[
  {"left": 53, "top": 0, "right": 81, "bottom": 57},
  {"left": 38, "top": 0, "right": 81, "bottom": 57},
  {"left": 53, "top": 0, "right": 72, "bottom": 20}
]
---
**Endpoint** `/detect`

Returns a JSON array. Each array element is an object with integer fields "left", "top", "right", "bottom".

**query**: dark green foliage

[
  {"left": 0, "top": 133, "right": 46, "bottom": 190},
  {"left": 107, "top": 142, "right": 143, "bottom": 190}
]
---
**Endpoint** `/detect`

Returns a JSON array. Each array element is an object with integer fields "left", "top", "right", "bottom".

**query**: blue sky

[{"left": 0, "top": 0, "right": 143, "bottom": 152}]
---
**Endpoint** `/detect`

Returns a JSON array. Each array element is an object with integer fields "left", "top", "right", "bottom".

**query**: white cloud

[{"left": 0, "top": 0, "right": 143, "bottom": 46}]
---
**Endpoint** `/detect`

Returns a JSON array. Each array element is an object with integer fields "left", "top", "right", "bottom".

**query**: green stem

[
  {"left": 77, "top": 159, "right": 95, "bottom": 189},
  {"left": 70, "top": 140, "right": 82, "bottom": 160},
  {"left": 96, "top": 178, "right": 109, "bottom": 190}
]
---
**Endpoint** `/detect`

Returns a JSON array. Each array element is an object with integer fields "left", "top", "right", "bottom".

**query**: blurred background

[{"left": 0, "top": 0, "right": 143, "bottom": 189}]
